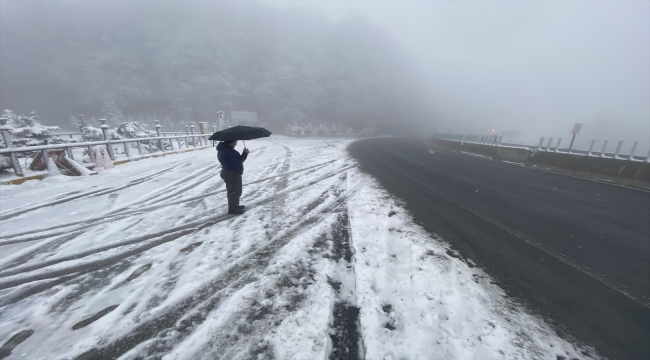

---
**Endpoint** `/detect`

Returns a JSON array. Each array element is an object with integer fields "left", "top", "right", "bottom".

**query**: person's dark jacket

[{"left": 217, "top": 142, "right": 248, "bottom": 175}]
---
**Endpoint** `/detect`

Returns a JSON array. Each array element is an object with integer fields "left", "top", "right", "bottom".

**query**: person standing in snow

[{"left": 217, "top": 140, "right": 249, "bottom": 214}]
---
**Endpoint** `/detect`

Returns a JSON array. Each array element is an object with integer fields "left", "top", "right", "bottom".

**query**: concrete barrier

[
  {"left": 432, "top": 138, "right": 650, "bottom": 185},
  {"left": 528, "top": 151, "right": 583, "bottom": 171},
  {"left": 495, "top": 147, "right": 532, "bottom": 162}
]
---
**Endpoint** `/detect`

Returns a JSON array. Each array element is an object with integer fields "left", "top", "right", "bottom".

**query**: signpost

[
  {"left": 568, "top": 123, "right": 583, "bottom": 153},
  {"left": 217, "top": 111, "right": 225, "bottom": 130}
]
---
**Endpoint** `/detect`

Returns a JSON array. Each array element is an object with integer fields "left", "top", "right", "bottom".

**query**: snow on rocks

[{"left": 0, "top": 137, "right": 598, "bottom": 359}]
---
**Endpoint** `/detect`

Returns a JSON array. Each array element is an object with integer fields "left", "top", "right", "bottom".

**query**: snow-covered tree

[
  {"left": 2, "top": 109, "right": 60, "bottom": 147},
  {"left": 285, "top": 123, "right": 303, "bottom": 136}
]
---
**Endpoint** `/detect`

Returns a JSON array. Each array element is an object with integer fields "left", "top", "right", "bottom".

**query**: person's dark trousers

[{"left": 220, "top": 169, "right": 242, "bottom": 210}]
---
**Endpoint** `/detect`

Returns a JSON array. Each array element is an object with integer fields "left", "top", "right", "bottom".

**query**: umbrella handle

[{"left": 243, "top": 140, "right": 246, "bottom": 148}]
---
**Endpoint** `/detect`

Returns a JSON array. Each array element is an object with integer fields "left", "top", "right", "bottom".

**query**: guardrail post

[
  {"left": 177, "top": 137, "right": 182, "bottom": 149},
  {"left": 497, "top": 136, "right": 503, "bottom": 144},
  {"left": 66, "top": 147, "right": 74, "bottom": 160},
  {"left": 88, "top": 145, "right": 95, "bottom": 163},
  {"left": 190, "top": 123, "right": 196, "bottom": 147},
  {"left": 600, "top": 140, "right": 609, "bottom": 158},
  {"left": 148, "top": 139, "right": 153, "bottom": 154},
  {"left": 537, "top": 137, "right": 544, "bottom": 151},
  {"left": 123, "top": 141, "right": 131, "bottom": 158},
  {"left": 613, "top": 140, "right": 624, "bottom": 159},
  {"left": 137, "top": 140, "right": 143, "bottom": 155},
  {"left": 41, "top": 144, "right": 52, "bottom": 172},
  {"left": 587, "top": 139, "right": 596, "bottom": 156},
  {"left": 479, "top": 135, "right": 485, "bottom": 144},
  {"left": 155, "top": 120, "right": 163, "bottom": 152},
  {"left": 99, "top": 119, "right": 115, "bottom": 160},
  {"left": 554, "top": 138, "right": 562, "bottom": 152},
  {"left": 185, "top": 125, "right": 189, "bottom": 135},
  {"left": 645, "top": 150, "right": 650, "bottom": 163},
  {"left": 0, "top": 115, "right": 24, "bottom": 177},
  {"left": 546, "top": 137, "right": 553, "bottom": 151},
  {"left": 628, "top": 141, "right": 638, "bottom": 161}
]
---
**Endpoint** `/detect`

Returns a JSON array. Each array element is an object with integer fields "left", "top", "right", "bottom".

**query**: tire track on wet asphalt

[
  {"left": 73, "top": 177, "right": 365, "bottom": 360},
  {"left": 0, "top": 165, "right": 186, "bottom": 222},
  {"left": 0, "top": 159, "right": 344, "bottom": 245},
  {"left": 366, "top": 149, "right": 650, "bottom": 310},
  {"left": 0, "top": 164, "right": 358, "bottom": 289}
]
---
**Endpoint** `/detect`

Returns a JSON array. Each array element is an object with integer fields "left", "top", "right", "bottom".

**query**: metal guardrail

[
  {"left": 0, "top": 117, "right": 211, "bottom": 177},
  {"left": 434, "top": 133, "right": 650, "bottom": 163}
]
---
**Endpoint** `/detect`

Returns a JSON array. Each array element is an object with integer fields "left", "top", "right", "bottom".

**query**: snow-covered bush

[
  {"left": 115, "top": 121, "right": 156, "bottom": 139},
  {"left": 2, "top": 109, "right": 60, "bottom": 147},
  {"left": 81, "top": 126, "right": 105, "bottom": 142},
  {"left": 0, "top": 155, "right": 11, "bottom": 172}
]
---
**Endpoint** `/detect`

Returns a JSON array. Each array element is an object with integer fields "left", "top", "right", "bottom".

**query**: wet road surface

[{"left": 349, "top": 137, "right": 650, "bottom": 359}]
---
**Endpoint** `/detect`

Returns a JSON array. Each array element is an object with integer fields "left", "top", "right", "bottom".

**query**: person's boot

[
  {"left": 238, "top": 205, "right": 245, "bottom": 209},
  {"left": 228, "top": 208, "right": 245, "bottom": 215}
]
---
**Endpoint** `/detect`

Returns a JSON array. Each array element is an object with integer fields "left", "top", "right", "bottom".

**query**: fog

[
  {"left": 1, "top": 1, "right": 648, "bottom": 152},
  {"left": 282, "top": 1, "right": 650, "bottom": 152}
]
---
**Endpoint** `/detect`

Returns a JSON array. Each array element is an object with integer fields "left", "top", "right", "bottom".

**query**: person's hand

[{"left": 243, "top": 148, "right": 250, "bottom": 154}]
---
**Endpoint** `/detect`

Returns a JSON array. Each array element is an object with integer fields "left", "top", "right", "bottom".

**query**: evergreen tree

[{"left": 2, "top": 109, "right": 59, "bottom": 147}]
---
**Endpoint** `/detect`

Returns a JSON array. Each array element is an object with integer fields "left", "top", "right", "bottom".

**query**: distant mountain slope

[{"left": 0, "top": 2, "right": 431, "bottom": 132}]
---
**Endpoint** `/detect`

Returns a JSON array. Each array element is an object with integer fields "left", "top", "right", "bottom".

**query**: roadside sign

[
  {"left": 571, "top": 123, "right": 583, "bottom": 134},
  {"left": 198, "top": 122, "right": 209, "bottom": 134},
  {"left": 232, "top": 111, "right": 257, "bottom": 124}
]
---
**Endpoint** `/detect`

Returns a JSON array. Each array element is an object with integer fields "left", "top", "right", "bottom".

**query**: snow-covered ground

[{"left": 0, "top": 137, "right": 597, "bottom": 359}]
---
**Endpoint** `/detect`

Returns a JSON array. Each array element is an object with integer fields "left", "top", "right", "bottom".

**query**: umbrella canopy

[{"left": 208, "top": 125, "right": 272, "bottom": 142}]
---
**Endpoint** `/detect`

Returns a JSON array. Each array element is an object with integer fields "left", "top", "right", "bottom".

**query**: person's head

[{"left": 227, "top": 140, "right": 237, "bottom": 147}]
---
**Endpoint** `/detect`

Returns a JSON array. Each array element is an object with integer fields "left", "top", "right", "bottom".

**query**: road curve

[{"left": 348, "top": 137, "right": 650, "bottom": 360}]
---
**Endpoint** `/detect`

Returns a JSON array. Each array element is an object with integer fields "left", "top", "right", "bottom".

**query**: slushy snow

[{"left": 0, "top": 137, "right": 598, "bottom": 359}]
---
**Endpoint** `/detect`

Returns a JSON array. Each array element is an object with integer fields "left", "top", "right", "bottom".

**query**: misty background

[{"left": 1, "top": 1, "right": 648, "bottom": 152}]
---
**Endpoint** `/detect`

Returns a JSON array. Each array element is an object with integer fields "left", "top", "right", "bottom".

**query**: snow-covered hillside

[{"left": 0, "top": 137, "right": 596, "bottom": 359}]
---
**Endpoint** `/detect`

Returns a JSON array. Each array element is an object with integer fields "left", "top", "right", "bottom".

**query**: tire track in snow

[
  {"left": 0, "top": 164, "right": 358, "bottom": 290},
  {"left": 327, "top": 173, "right": 364, "bottom": 360},
  {"left": 0, "top": 159, "right": 343, "bottom": 244},
  {"left": 74, "top": 177, "right": 365, "bottom": 360},
  {"left": 103, "top": 162, "right": 218, "bottom": 214},
  {"left": 0, "top": 165, "right": 185, "bottom": 222}
]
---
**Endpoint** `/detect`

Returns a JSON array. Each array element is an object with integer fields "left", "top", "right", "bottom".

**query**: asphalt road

[{"left": 348, "top": 137, "right": 650, "bottom": 360}]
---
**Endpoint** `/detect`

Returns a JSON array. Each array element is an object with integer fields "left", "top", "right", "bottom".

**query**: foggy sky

[
  {"left": 1, "top": 1, "right": 648, "bottom": 153},
  {"left": 273, "top": 1, "right": 650, "bottom": 152}
]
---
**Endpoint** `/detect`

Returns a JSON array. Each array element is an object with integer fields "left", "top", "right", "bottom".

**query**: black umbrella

[{"left": 208, "top": 125, "right": 272, "bottom": 147}]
